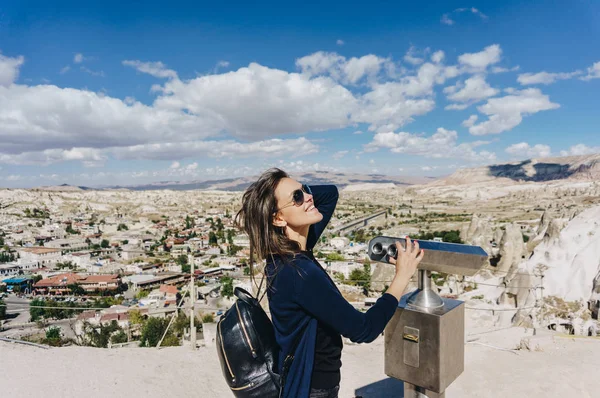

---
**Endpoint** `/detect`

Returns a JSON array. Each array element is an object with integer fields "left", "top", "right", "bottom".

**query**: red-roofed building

[{"left": 34, "top": 273, "right": 121, "bottom": 295}]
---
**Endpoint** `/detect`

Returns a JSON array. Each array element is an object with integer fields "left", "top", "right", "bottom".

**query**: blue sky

[{"left": 0, "top": 0, "right": 599, "bottom": 188}]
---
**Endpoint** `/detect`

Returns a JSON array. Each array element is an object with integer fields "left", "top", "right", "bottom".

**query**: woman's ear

[{"left": 272, "top": 213, "right": 287, "bottom": 228}]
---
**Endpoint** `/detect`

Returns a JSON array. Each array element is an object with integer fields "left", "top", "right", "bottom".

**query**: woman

[{"left": 236, "top": 168, "right": 424, "bottom": 398}]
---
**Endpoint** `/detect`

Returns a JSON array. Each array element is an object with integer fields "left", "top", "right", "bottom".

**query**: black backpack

[{"left": 216, "top": 286, "right": 305, "bottom": 397}]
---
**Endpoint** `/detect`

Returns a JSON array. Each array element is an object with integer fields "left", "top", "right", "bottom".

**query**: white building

[{"left": 16, "top": 247, "right": 62, "bottom": 268}]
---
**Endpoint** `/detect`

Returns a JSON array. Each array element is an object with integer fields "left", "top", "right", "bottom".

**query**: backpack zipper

[
  {"left": 230, "top": 382, "right": 255, "bottom": 391},
  {"left": 218, "top": 321, "right": 236, "bottom": 382},
  {"left": 235, "top": 301, "right": 258, "bottom": 358}
]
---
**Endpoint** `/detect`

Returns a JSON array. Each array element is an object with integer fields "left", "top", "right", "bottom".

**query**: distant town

[{"left": 0, "top": 187, "right": 402, "bottom": 348}]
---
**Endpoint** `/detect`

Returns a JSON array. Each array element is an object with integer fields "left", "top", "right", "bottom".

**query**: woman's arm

[
  {"left": 293, "top": 237, "right": 423, "bottom": 343},
  {"left": 306, "top": 185, "right": 339, "bottom": 250},
  {"left": 293, "top": 259, "right": 397, "bottom": 343}
]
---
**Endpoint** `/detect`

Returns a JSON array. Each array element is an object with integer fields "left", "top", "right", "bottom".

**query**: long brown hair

[{"left": 235, "top": 168, "right": 301, "bottom": 280}]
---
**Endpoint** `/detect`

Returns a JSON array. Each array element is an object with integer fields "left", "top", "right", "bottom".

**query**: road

[{"left": 1, "top": 295, "right": 32, "bottom": 326}]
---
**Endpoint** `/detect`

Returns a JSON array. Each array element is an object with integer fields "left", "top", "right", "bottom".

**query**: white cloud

[
  {"left": 431, "top": 51, "right": 445, "bottom": 64},
  {"left": 109, "top": 137, "right": 319, "bottom": 160},
  {"left": 404, "top": 46, "right": 424, "bottom": 66},
  {"left": 0, "top": 147, "right": 107, "bottom": 166},
  {"left": 296, "top": 51, "right": 391, "bottom": 84},
  {"left": 352, "top": 82, "right": 435, "bottom": 132},
  {"left": 122, "top": 60, "right": 178, "bottom": 79},
  {"left": 80, "top": 66, "right": 105, "bottom": 77},
  {"left": 0, "top": 137, "right": 320, "bottom": 166},
  {"left": 467, "top": 88, "right": 559, "bottom": 135},
  {"left": 581, "top": 62, "right": 600, "bottom": 81},
  {"left": 445, "top": 103, "right": 469, "bottom": 111},
  {"left": 353, "top": 130, "right": 363, "bottom": 135},
  {"left": 0, "top": 84, "right": 212, "bottom": 154},
  {"left": 217, "top": 61, "right": 230, "bottom": 68},
  {"left": 73, "top": 53, "right": 85, "bottom": 64},
  {"left": 0, "top": 53, "right": 25, "bottom": 86},
  {"left": 60, "top": 66, "right": 71, "bottom": 74},
  {"left": 364, "top": 128, "right": 496, "bottom": 162},
  {"left": 505, "top": 142, "right": 552, "bottom": 158},
  {"left": 518, "top": 71, "right": 581, "bottom": 85},
  {"left": 491, "top": 65, "right": 520, "bottom": 74},
  {"left": 444, "top": 75, "right": 498, "bottom": 105},
  {"left": 332, "top": 150, "right": 348, "bottom": 160},
  {"left": 462, "top": 115, "right": 478, "bottom": 127},
  {"left": 457, "top": 7, "right": 488, "bottom": 20},
  {"left": 458, "top": 44, "right": 501, "bottom": 71},
  {"left": 442, "top": 7, "right": 488, "bottom": 25},
  {"left": 559, "top": 144, "right": 600, "bottom": 156},
  {"left": 441, "top": 14, "right": 454, "bottom": 25},
  {"left": 369, "top": 159, "right": 375, "bottom": 164},
  {"left": 336, "top": 39, "right": 345, "bottom": 46},
  {"left": 156, "top": 63, "right": 356, "bottom": 138}
]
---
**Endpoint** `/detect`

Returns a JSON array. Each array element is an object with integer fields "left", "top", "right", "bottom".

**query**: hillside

[
  {"left": 432, "top": 153, "right": 600, "bottom": 186},
  {"left": 105, "top": 171, "right": 434, "bottom": 191}
]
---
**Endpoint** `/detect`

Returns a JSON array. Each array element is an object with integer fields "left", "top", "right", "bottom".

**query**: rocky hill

[
  {"left": 432, "top": 153, "right": 600, "bottom": 186},
  {"left": 105, "top": 170, "right": 433, "bottom": 191}
]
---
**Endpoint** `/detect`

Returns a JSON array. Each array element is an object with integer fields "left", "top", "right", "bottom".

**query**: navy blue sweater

[{"left": 265, "top": 185, "right": 399, "bottom": 398}]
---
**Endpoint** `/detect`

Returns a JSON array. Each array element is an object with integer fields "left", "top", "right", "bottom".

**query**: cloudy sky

[{"left": 1, "top": 0, "right": 599, "bottom": 188}]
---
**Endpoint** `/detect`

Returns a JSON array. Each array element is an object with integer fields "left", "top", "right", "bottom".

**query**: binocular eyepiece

[
  {"left": 371, "top": 241, "right": 399, "bottom": 258},
  {"left": 367, "top": 236, "right": 488, "bottom": 276}
]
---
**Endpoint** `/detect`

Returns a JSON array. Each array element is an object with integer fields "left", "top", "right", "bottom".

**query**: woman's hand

[
  {"left": 388, "top": 236, "right": 424, "bottom": 279},
  {"left": 384, "top": 236, "right": 424, "bottom": 301}
]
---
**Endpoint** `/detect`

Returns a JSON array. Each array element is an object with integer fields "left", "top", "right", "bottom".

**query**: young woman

[{"left": 236, "top": 168, "right": 424, "bottom": 398}]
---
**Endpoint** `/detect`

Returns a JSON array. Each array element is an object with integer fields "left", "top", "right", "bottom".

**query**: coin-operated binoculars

[{"left": 368, "top": 236, "right": 488, "bottom": 398}]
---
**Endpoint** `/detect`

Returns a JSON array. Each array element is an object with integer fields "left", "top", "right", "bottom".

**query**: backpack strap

[{"left": 278, "top": 321, "right": 310, "bottom": 398}]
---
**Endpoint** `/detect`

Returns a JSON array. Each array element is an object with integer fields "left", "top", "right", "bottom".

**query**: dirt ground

[{"left": 1, "top": 327, "right": 598, "bottom": 398}]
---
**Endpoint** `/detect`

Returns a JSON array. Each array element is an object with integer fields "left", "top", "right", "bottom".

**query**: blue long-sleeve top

[{"left": 265, "top": 185, "right": 399, "bottom": 398}]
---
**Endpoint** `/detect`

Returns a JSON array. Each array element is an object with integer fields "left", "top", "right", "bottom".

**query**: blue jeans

[{"left": 309, "top": 385, "right": 340, "bottom": 398}]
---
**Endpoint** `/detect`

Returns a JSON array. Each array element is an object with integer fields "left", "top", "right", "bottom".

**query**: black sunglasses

[{"left": 274, "top": 184, "right": 312, "bottom": 213}]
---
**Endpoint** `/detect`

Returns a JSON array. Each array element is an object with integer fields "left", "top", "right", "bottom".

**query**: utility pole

[
  {"left": 189, "top": 255, "right": 196, "bottom": 349},
  {"left": 533, "top": 263, "right": 548, "bottom": 336}
]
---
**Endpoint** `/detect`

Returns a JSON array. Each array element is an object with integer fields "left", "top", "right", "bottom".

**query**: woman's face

[{"left": 273, "top": 178, "right": 323, "bottom": 229}]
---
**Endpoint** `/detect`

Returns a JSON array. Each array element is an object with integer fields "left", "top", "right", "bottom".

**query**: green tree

[
  {"left": 176, "top": 255, "right": 190, "bottom": 273},
  {"left": 44, "top": 326, "right": 63, "bottom": 347},
  {"left": 140, "top": 317, "right": 178, "bottom": 347},
  {"left": 348, "top": 263, "right": 372, "bottom": 295},
  {"left": 201, "top": 313, "right": 215, "bottom": 323},
  {"left": 185, "top": 215, "right": 195, "bottom": 230},
  {"left": 117, "top": 223, "right": 129, "bottom": 231},
  {"left": 68, "top": 283, "right": 86, "bottom": 296},
  {"left": 208, "top": 231, "right": 218, "bottom": 246},
  {"left": 110, "top": 330, "right": 128, "bottom": 345},
  {"left": 325, "top": 252, "right": 345, "bottom": 262},
  {"left": 129, "top": 309, "right": 146, "bottom": 325},
  {"left": 100, "top": 239, "right": 110, "bottom": 248},
  {"left": 220, "top": 276, "right": 234, "bottom": 299},
  {"left": 0, "top": 251, "right": 16, "bottom": 263},
  {"left": 83, "top": 320, "right": 122, "bottom": 348}
]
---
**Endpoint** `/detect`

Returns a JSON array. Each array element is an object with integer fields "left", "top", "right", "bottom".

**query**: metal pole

[
  {"left": 404, "top": 383, "right": 445, "bottom": 398},
  {"left": 190, "top": 256, "right": 196, "bottom": 349}
]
